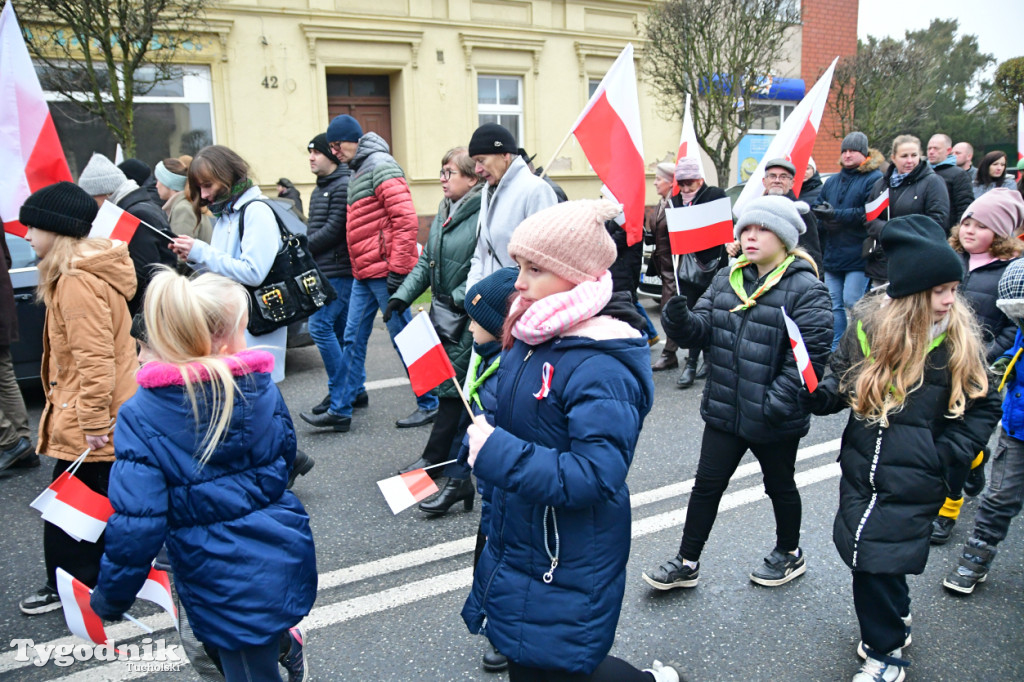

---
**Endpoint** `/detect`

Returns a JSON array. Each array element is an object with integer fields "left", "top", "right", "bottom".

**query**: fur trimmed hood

[{"left": 136, "top": 349, "right": 274, "bottom": 388}]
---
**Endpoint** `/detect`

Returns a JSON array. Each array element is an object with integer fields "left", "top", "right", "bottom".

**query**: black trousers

[
  {"left": 852, "top": 571, "right": 910, "bottom": 657},
  {"left": 420, "top": 397, "right": 467, "bottom": 466},
  {"left": 679, "top": 426, "right": 802, "bottom": 561},
  {"left": 44, "top": 458, "right": 113, "bottom": 589},
  {"left": 508, "top": 656, "right": 653, "bottom": 682}
]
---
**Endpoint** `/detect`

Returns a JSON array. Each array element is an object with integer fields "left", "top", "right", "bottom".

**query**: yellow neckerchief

[
  {"left": 856, "top": 319, "right": 946, "bottom": 399},
  {"left": 466, "top": 353, "right": 500, "bottom": 410},
  {"left": 728, "top": 254, "right": 795, "bottom": 312}
]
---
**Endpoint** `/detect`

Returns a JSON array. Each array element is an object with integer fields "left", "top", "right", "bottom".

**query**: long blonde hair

[
  {"left": 36, "top": 235, "right": 115, "bottom": 306},
  {"left": 843, "top": 290, "right": 988, "bottom": 427},
  {"left": 143, "top": 268, "right": 250, "bottom": 466}
]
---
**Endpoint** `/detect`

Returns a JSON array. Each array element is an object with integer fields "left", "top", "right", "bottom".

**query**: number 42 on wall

[{"left": 262, "top": 76, "right": 279, "bottom": 89}]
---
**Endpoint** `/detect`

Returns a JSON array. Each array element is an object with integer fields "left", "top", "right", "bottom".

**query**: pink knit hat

[
  {"left": 675, "top": 157, "right": 702, "bottom": 181},
  {"left": 962, "top": 188, "right": 1024, "bottom": 239},
  {"left": 507, "top": 199, "right": 620, "bottom": 284}
]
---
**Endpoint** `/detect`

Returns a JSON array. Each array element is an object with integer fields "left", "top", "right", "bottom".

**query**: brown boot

[{"left": 652, "top": 353, "right": 678, "bottom": 371}]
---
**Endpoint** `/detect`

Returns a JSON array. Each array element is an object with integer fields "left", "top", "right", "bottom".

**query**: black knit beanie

[
  {"left": 465, "top": 267, "right": 519, "bottom": 339},
  {"left": 468, "top": 123, "right": 517, "bottom": 157},
  {"left": 308, "top": 133, "right": 341, "bottom": 164},
  {"left": 881, "top": 215, "right": 964, "bottom": 298},
  {"left": 19, "top": 181, "right": 97, "bottom": 238},
  {"left": 118, "top": 158, "right": 151, "bottom": 185}
]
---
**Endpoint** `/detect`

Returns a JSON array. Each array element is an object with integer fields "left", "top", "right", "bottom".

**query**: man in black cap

[{"left": 466, "top": 123, "right": 557, "bottom": 288}]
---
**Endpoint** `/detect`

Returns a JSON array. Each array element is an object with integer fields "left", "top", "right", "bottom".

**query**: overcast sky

[{"left": 857, "top": 0, "right": 1022, "bottom": 77}]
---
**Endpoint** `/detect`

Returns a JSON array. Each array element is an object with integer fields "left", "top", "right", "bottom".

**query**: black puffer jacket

[
  {"left": 662, "top": 256, "right": 832, "bottom": 442},
  {"left": 957, "top": 253, "right": 1018, "bottom": 363},
  {"left": 812, "top": 312, "right": 1001, "bottom": 574},
  {"left": 932, "top": 159, "right": 974, "bottom": 229},
  {"left": 306, "top": 164, "right": 352, "bottom": 279},
  {"left": 117, "top": 188, "right": 177, "bottom": 316},
  {"left": 799, "top": 171, "right": 824, "bottom": 207},
  {"left": 605, "top": 219, "right": 642, "bottom": 302},
  {"left": 864, "top": 162, "right": 950, "bottom": 281}
]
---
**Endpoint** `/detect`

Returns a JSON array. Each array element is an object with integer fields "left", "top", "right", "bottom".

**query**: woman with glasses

[{"left": 384, "top": 147, "right": 483, "bottom": 512}]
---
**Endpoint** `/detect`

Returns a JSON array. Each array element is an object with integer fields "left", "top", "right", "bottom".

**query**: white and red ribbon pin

[{"left": 534, "top": 362, "right": 554, "bottom": 400}]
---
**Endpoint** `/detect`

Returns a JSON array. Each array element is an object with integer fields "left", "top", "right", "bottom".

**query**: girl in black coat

[
  {"left": 643, "top": 195, "right": 831, "bottom": 592},
  {"left": 807, "top": 215, "right": 1000, "bottom": 682}
]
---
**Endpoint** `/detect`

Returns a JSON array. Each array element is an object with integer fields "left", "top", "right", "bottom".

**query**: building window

[
  {"left": 588, "top": 79, "right": 601, "bottom": 99},
  {"left": 477, "top": 75, "right": 522, "bottom": 144},
  {"left": 38, "top": 63, "right": 215, "bottom": 175},
  {"left": 746, "top": 101, "right": 797, "bottom": 134}
]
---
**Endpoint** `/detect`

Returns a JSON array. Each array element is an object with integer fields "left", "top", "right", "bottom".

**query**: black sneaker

[
  {"left": 642, "top": 555, "right": 699, "bottom": 590},
  {"left": 930, "top": 516, "right": 956, "bottom": 545},
  {"left": 0, "top": 437, "right": 34, "bottom": 474},
  {"left": 352, "top": 391, "right": 369, "bottom": 409},
  {"left": 310, "top": 394, "right": 331, "bottom": 416},
  {"left": 749, "top": 548, "right": 806, "bottom": 586},
  {"left": 280, "top": 626, "right": 307, "bottom": 682},
  {"left": 287, "top": 450, "right": 315, "bottom": 489},
  {"left": 19, "top": 586, "right": 61, "bottom": 615},
  {"left": 963, "top": 464, "right": 986, "bottom": 497},
  {"left": 299, "top": 411, "right": 351, "bottom": 432}
]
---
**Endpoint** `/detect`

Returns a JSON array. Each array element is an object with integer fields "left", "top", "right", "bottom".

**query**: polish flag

[
  {"left": 782, "top": 306, "right": 818, "bottom": 392},
  {"left": 90, "top": 200, "right": 141, "bottom": 242},
  {"left": 865, "top": 189, "right": 889, "bottom": 222},
  {"left": 55, "top": 568, "right": 110, "bottom": 645},
  {"left": 672, "top": 93, "right": 705, "bottom": 196},
  {"left": 41, "top": 473, "right": 115, "bottom": 543},
  {"left": 571, "top": 43, "right": 645, "bottom": 246},
  {"left": 395, "top": 311, "right": 456, "bottom": 396},
  {"left": 0, "top": 2, "right": 73, "bottom": 238},
  {"left": 376, "top": 469, "right": 439, "bottom": 514},
  {"left": 136, "top": 566, "right": 178, "bottom": 626},
  {"left": 1018, "top": 102, "right": 1023, "bottom": 163},
  {"left": 666, "top": 197, "right": 734, "bottom": 254},
  {"left": 733, "top": 57, "right": 839, "bottom": 215}
]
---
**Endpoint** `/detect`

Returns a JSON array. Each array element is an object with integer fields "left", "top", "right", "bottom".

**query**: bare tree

[
  {"left": 642, "top": 0, "right": 800, "bottom": 185},
  {"left": 14, "top": 0, "right": 210, "bottom": 157}
]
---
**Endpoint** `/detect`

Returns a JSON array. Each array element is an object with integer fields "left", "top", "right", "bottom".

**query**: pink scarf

[{"left": 510, "top": 271, "right": 613, "bottom": 345}]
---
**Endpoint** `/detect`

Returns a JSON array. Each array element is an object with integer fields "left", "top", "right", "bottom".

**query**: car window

[{"left": 5, "top": 233, "right": 38, "bottom": 269}]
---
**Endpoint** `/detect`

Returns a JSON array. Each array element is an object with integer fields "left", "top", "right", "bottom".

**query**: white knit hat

[
  {"left": 734, "top": 195, "right": 807, "bottom": 250},
  {"left": 78, "top": 153, "right": 127, "bottom": 196}
]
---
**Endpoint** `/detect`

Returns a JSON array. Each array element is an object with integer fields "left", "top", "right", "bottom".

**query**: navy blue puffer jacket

[
  {"left": 92, "top": 350, "right": 317, "bottom": 650},
  {"left": 462, "top": 317, "right": 654, "bottom": 674}
]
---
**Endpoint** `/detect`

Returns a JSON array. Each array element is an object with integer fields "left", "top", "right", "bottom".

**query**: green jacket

[{"left": 392, "top": 183, "right": 482, "bottom": 398}]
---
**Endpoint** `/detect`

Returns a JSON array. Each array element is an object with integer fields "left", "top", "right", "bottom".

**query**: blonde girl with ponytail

[{"left": 91, "top": 268, "right": 317, "bottom": 682}]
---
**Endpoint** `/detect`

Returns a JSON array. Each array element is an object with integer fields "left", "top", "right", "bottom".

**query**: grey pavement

[{"left": 1, "top": 300, "right": 1022, "bottom": 681}]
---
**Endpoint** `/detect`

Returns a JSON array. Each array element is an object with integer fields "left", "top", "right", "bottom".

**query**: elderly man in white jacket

[{"left": 466, "top": 123, "right": 557, "bottom": 289}]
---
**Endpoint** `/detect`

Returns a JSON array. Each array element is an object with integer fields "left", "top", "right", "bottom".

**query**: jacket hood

[
  {"left": 72, "top": 241, "right": 137, "bottom": 300},
  {"left": 846, "top": 148, "right": 885, "bottom": 174},
  {"left": 136, "top": 349, "right": 275, "bottom": 388},
  {"left": 316, "top": 163, "right": 350, "bottom": 188},
  {"left": 801, "top": 172, "right": 823, "bottom": 192},
  {"left": 932, "top": 154, "right": 957, "bottom": 170},
  {"left": 351, "top": 133, "right": 390, "bottom": 169},
  {"left": 119, "top": 186, "right": 155, "bottom": 210}
]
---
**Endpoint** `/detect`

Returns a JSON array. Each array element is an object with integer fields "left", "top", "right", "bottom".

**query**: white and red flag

[
  {"left": 865, "top": 189, "right": 889, "bottom": 222},
  {"left": 395, "top": 311, "right": 456, "bottom": 396},
  {"left": 733, "top": 57, "right": 839, "bottom": 215},
  {"left": 666, "top": 197, "right": 734, "bottom": 254},
  {"left": 55, "top": 568, "right": 110, "bottom": 645},
  {"left": 1018, "top": 102, "right": 1023, "bottom": 164},
  {"left": 570, "top": 43, "right": 645, "bottom": 246},
  {"left": 672, "top": 93, "right": 705, "bottom": 196},
  {"left": 0, "top": 2, "right": 73, "bottom": 238},
  {"left": 136, "top": 566, "right": 178, "bottom": 626},
  {"left": 30, "top": 449, "right": 114, "bottom": 543},
  {"left": 376, "top": 469, "right": 439, "bottom": 514},
  {"left": 782, "top": 306, "right": 818, "bottom": 392},
  {"left": 90, "top": 200, "right": 142, "bottom": 242}
]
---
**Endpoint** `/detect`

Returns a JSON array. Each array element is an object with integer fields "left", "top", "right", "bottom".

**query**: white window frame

[
  {"left": 477, "top": 75, "right": 523, "bottom": 144},
  {"left": 746, "top": 99, "right": 798, "bottom": 135}
]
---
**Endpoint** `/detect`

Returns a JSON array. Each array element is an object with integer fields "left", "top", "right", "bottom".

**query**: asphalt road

[{"left": 1, "top": 299, "right": 1022, "bottom": 681}]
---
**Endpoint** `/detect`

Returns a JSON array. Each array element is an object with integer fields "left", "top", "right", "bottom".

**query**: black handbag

[
  {"left": 429, "top": 292, "right": 469, "bottom": 344},
  {"left": 677, "top": 252, "right": 720, "bottom": 297},
  {"left": 238, "top": 199, "right": 336, "bottom": 336}
]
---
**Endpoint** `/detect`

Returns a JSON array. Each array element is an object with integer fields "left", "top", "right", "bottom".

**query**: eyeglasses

[
  {"left": 328, "top": 141, "right": 344, "bottom": 152},
  {"left": 439, "top": 169, "right": 454, "bottom": 181},
  {"left": 765, "top": 173, "right": 793, "bottom": 181}
]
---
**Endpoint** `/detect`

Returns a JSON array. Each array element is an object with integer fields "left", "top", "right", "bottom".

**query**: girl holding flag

[
  {"left": 463, "top": 200, "right": 679, "bottom": 682},
  {"left": 804, "top": 215, "right": 1000, "bottom": 682},
  {"left": 17, "top": 182, "right": 138, "bottom": 616},
  {"left": 642, "top": 195, "right": 831, "bottom": 591},
  {"left": 90, "top": 269, "right": 316, "bottom": 682}
]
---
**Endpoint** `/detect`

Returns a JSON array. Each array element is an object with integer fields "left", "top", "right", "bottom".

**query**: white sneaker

[
  {"left": 644, "top": 659, "right": 680, "bottom": 682},
  {"left": 852, "top": 648, "right": 906, "bottom": 682},
  {"left": 857, "top": 614, "right": 912, "bottom": 659}
]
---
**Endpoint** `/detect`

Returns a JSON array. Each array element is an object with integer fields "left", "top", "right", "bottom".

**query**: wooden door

[{"left": 326, "top": 74, "right": 391, "bottom": 146}]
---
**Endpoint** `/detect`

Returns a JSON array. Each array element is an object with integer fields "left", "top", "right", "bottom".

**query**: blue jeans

[
  {"left": 634, "top": 301, "right": 658, "bottom": 341},
  {"left": 824, "top": 270, "right": 870, "bottom": 350},
  {"left": 308, "top": 276, "right": 366, "bottom": 413},
  {"left": 335, "top": 277, "right": 438, "bottom": 418}
]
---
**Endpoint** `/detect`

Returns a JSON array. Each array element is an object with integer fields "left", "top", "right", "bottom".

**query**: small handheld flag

[
  {"left": 395, "top": 312, "right": 457, "bottom": 397},
  {"left": 30, "top": 448, "right": 113, "bottom": 543},
  {"left": 782, "top": 306, "right": 818, "bottom": 392},
  {"left": 90, "top": 201, "right": 142, "bottom": 242},
  {"left": 377, "top": 469, "right": 440, "bottom": 514},
  {"left": 56, "top": 568, "right": 110, "bottom": 645},
  {"left": 666, "top": 197, "right": 734, "bottom": 254},
  {"left": 865, "top": 189, "right": 889, "bottom": 222}
]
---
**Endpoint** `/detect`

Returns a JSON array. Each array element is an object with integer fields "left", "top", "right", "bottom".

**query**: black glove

[
  {"left": 383, "top": 298, "right": 408, "bottom": 323},
  {"left": 811, "top": 202, "right": 834, "bottom": 221},
  {"left": 797, "top": 386, "right": 830, "bottom": 415},
  {"left": 386, "top": 271, "right": 406, "bottom": 295},
  {"left": 662, "top": 294, "right": 690, "bottom": 322}
]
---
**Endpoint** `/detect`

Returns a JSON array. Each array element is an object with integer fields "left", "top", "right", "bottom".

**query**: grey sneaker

[
  {"left": 642, "top": 556, "right": 699, "bottom": 590},
  {"left": 749, "top": 548, "right": 806, "bottom": 586},
  {"left": 19, "top": 586, "right": 61, "bottom": 615},
  {"left": 280, "top": 626, "right": 307, "bottom": 682}
]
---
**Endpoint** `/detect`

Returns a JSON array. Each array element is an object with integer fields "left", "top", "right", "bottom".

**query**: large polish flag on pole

[
  {"left": 395, "top": 311, "right": 457, "bottom": 397},
  {"left": 0, "top": 2, "right": 72, "bottom": 237},
  {"left": 672, "top": 93, "right": 705, "bottom": 196},
  {"left": 570, "top": 43, "right": 646, "bottom": 246},
  {"left": 1018, "top": 102, "right": 1023, "bottom": 163},
  {"left": 733, "top": 57, "right": 839, "bottom": 216}
]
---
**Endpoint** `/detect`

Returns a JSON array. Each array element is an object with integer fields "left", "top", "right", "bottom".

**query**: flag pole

[
  {"left": 124, "top": 613, "right": 154, "bottom": 633},
  {"left": 452, "top": 379, "right": 477, "bottom": 422},
  {"left": 538, "top": 128, "right": 575, "bottom": 180},
  {"left": 672, "top": 254, "right": 681, "bottom": 298},
  {"left": 137, "top": 218, "right": 172, "bottom": 241}
]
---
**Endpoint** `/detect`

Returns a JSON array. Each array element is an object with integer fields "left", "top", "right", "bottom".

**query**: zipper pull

[
  {"left": 543, "top": 558, "right": 558, "bottom": 584},
  {"left": 524, "top": 349, "right": 534, "bottom": 362}
]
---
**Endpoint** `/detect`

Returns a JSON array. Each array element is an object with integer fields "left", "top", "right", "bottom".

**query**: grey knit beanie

[
  {"left": 734, "top": 195, "right": 807, "bottom": 250},
  {"left": 78, "top": 153, "right": 127, "bottom": 196},
  {"left": 841, "top": 132, "right": 869, "bottom": 156}
]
